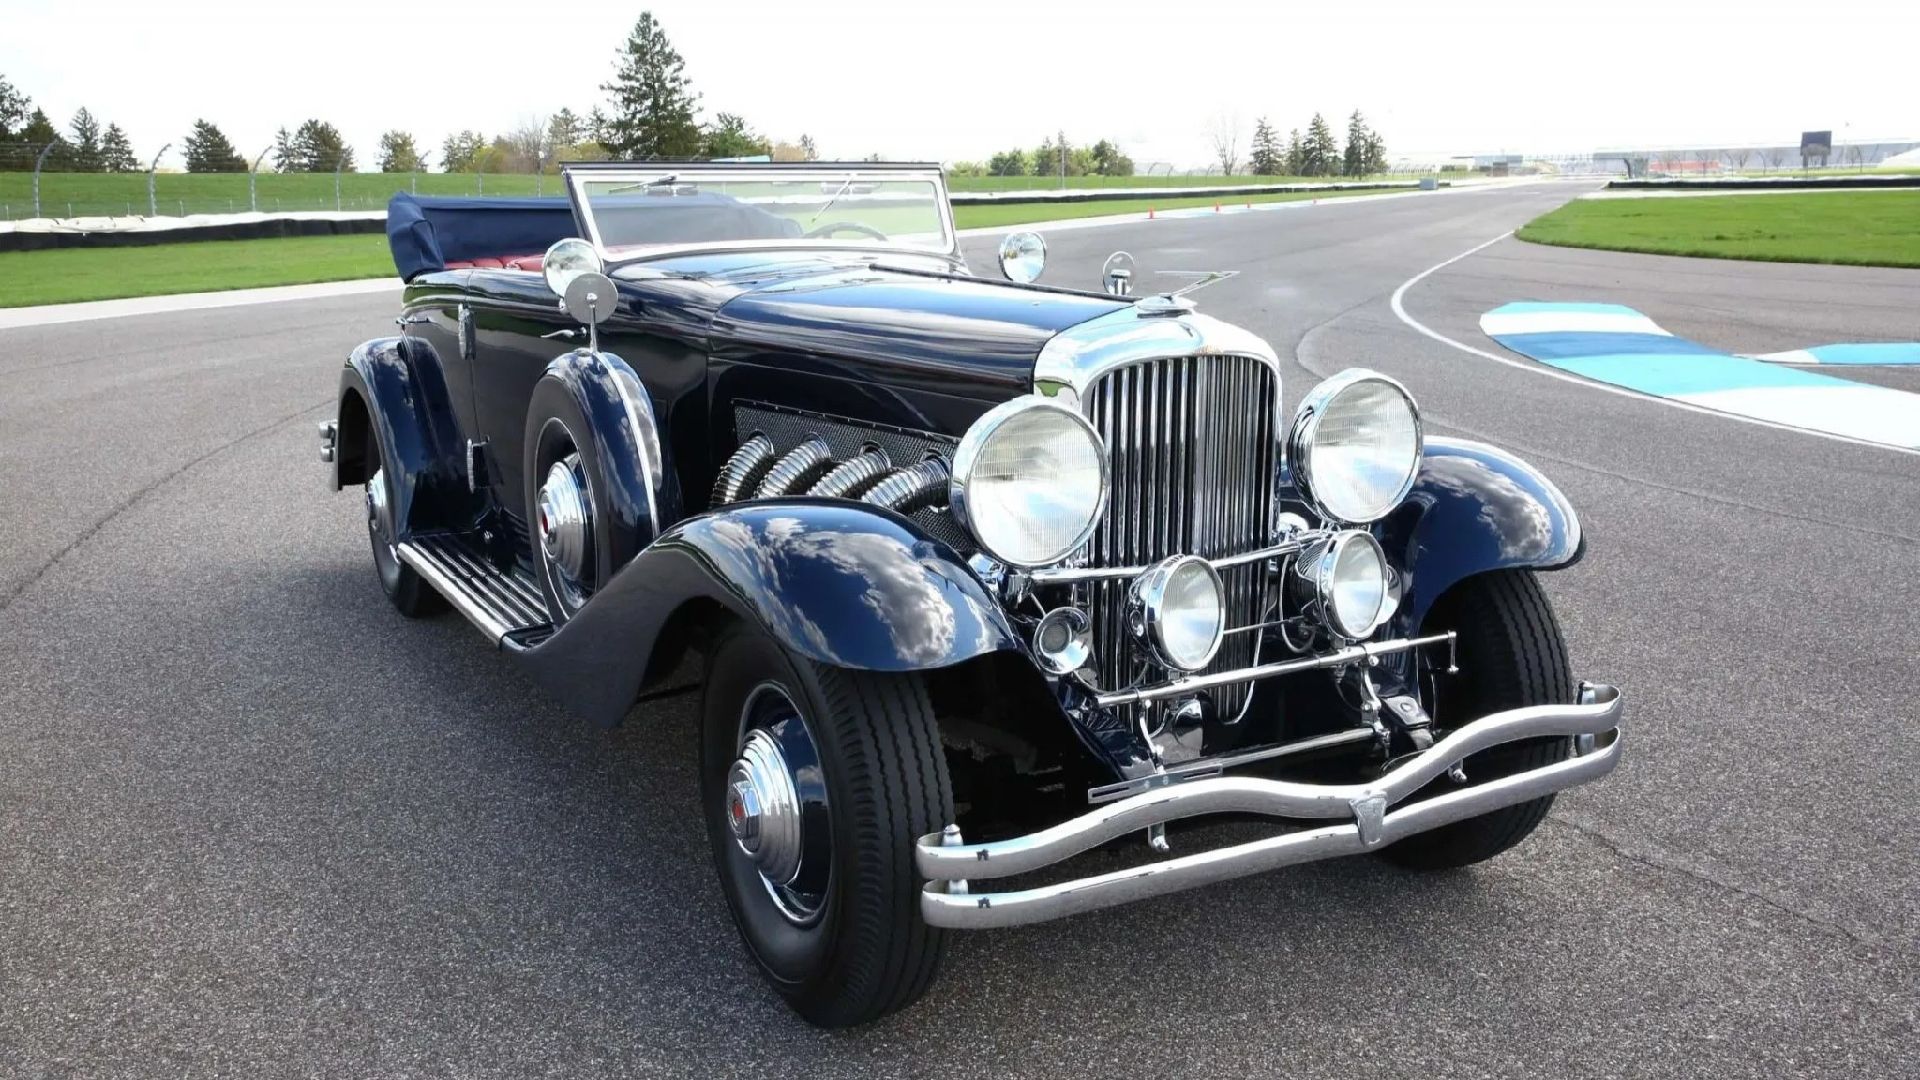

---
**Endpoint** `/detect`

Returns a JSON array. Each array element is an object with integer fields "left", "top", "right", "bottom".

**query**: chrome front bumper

[{"left": 916, "top": 682, "right": 1623, "bottom": 929}]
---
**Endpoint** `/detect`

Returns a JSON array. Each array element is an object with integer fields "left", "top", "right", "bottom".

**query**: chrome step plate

[{"left": 395, "top": 534, "right": 551, "bottom": 643}]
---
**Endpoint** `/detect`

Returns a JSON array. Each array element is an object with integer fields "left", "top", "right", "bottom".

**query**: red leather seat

[{"left": 441, "top": 254, "right": 542, "bottom": 272}]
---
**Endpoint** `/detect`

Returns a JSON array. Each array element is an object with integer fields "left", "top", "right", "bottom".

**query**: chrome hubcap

[
  {"left": 366, "top": 467, "right": 396, "bottom": 558},
  {"left": 536, "top": 454, "right": 592, "bottom": 610},
  {"left": 730, "top": 683, "right": 830, "bottom": 924},
  {"left": 726, "top": 730, "right": 804, "bottom": 885}
]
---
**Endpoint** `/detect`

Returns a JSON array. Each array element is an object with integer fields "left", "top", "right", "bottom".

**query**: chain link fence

[{"left": 0, "top": 142, "right": 567, "bottom": 221}]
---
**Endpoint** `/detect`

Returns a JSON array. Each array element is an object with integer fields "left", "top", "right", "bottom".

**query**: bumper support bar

[{"left": 916, "top": 682, "right": 1623, "bottom": 929}]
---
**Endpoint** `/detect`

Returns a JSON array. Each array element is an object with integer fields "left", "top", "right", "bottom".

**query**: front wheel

[
  {"left": 1379, "top": 569, "right": 1571, "bottom": 871},
  {"left": 700, "top": 624, "right": 952, "bottom": 1027}
]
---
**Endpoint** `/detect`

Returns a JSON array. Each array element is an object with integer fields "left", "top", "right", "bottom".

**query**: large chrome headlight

[
  {"left": 951, "top": 398, "right": 1108, "bottom": 567},
  {"left": 1289, "top": 370, "right": 1422, "bottom": 524}
]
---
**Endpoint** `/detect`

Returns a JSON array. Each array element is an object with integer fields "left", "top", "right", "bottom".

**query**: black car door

[{"left": 463, "top": 268, "right": 582, "bottom": 553}]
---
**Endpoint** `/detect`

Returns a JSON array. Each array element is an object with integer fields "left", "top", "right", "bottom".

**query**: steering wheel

[{"left": 803, "top": 221, "right": 889, "bottom": 241}]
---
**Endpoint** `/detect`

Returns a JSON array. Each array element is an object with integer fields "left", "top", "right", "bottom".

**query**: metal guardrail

[{"left": 947, "top": 180, "right": 1432, "bottom": 205}]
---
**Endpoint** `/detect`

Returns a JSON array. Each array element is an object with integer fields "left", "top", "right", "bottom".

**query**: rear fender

[
  {"left": 1378, "top": 436, "right": 1584, "bottom": 636},
  {"left": 512, "top": 501, "right": 1021, "bottom": 725},
  {"left": 334, "top": 336, "right": 467, "bottom": 535}
]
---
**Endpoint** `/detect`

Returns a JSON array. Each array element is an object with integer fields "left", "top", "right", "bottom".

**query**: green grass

[
  {"left": 1515, "top": 191, "right": 1920, "bottom": 269},
  {"left": 0, "top": 184, "right": 1422, "bottom": 307},
  {"left": 0, "top": 233, "right": 393, "bottom": 307},
  {"left": 0, "top": 169, "right": 1440, "bottom": 220}
]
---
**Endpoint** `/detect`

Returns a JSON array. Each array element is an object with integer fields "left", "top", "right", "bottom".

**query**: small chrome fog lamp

[
  {"left": 1128, "top": 555, "right": 1226, "bottom": 671},
  {"left": 1293, "top": 531, "right": 1397, "bottom": 640},
  {"left": 1032, "top": 607, "right": 1093, "bottom": 675}
]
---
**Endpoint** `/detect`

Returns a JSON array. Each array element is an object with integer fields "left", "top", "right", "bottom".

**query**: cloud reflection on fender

[
  {"left": 1416, "top": 452, "right": 1558, "bottom": 561},
  {"left": 694, "top": 508, "right": 1007, "bottom": 667}
]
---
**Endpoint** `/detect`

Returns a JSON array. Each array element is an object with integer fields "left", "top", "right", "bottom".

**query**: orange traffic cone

[{"left": 1148, "top": 207, "right": 1155, "bottom": 219}]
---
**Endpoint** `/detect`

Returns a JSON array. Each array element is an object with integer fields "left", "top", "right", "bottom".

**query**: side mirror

[
  {"left": 561, "top": 271, "right": 617, "bottom": 352},
  {"left": 997, "top": 231, "right": 1047, "bottom": 284},
  {"left": 543, "top": 237, "right": 603, "bottom": 300},
  {"left": 1101, "top": 251, "right": 1135, "bottom": 296}
]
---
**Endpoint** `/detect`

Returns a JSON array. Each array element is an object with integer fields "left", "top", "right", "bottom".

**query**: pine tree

[
  {"left": 1285, "top": 128, "right": 1304, "bottom": 176},
  {"left": 99, "top": 124, "right": 138, "bottom": 172},
  {"left": 291, "top": 119, "right": 353, "bottom": 172},
  {"left": 1249, "top": 117, "right": 1282, "bottom": 176},
  {"left": 1342, "top": 111, "right": 1373, "bottom": 177},
  {"left": 68, "top": 107, "right": 103, "bottom": 172},
  {"left": 1302, "top": 113, "right": 1339, "bottom": 177},
  {"left": 17, "top": 108, "right": 64, "bottom": 169},
  {"left": 702, "top": 113, "right": 769, "bottom": 159},
  {"left": 547, "top": 108, "right": 585, "bottom": 152},
  {"left": 271, "top": 126, "right": 297, "bottom": 172},
  {"left": 377, "top": 130, "right": 422, "bottom": 172},
  {"left": 599, "top": 12, "right": 702, "bottom": 159},
  {"left": 183, "top": 119, "right": 245, "bottom": 172}
]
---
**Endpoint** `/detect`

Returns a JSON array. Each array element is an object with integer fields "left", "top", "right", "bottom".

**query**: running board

[{"left": 395, "top": 534, "right": 551, "bottom": 644}]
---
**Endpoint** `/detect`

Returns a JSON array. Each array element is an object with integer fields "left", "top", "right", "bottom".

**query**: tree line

[
  {"left": 4, "top": 16, "right": 1386, "bottom": 181},
  {"left": 1239, "top": 112, "right": 1387, "bottom": 178}
]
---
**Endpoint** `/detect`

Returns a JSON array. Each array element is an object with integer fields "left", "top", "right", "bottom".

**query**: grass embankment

[
  {"left": 1516, "top": 191, "right": 1920, "bottom": 269},
  {"left": 0, "top": 169, "right": 1445, "bottom": 220},
  {"left": 0, "top": 233, "right": 393, "bottom": 307},
  {"left": 1, "top": 185, "right": 1424, "bottom": 308}
]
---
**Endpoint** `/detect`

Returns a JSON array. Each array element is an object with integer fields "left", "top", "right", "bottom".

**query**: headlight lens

[
  {"left": 1290, "top": 370, "right": 1422, "bottom": 524},
  {"left": 1129, "top": 555, "right": 1226, "bottom": 671},
  {"left": 1296, "top": 531, "right": 1396, "bottom": 639},
  {"left": 950, "top": 398, "right": 1108, "bottom": 567}
]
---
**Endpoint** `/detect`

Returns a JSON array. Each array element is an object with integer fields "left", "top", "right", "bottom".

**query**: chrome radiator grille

[{"left": 1082, "top": 354, "right": 1279, "bottom": 723}]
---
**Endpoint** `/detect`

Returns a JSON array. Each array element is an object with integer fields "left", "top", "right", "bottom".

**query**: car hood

[{"left": 704, "top": 258, "right": 1130, "bottom": 400}]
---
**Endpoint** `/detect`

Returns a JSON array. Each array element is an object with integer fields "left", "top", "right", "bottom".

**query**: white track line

[{"left": 1387, "top": 232, "right": 1920, "bottom": 458}]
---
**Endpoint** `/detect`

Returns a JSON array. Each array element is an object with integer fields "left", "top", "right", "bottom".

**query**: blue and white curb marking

[
  {"left": 1479, "top": 302, "right": 1920, "bottom": 450},
  {"left": 1744, "top": 343, "right": 1920, "bottom": 366}
]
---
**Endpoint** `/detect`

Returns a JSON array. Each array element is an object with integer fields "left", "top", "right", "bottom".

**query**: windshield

[{"left": 564, "top": 166, "right": 953, "bottom": 259}]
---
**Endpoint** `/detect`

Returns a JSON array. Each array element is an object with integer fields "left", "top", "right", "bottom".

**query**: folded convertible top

[{"left": 385, "top": 194, "right": 576, "bottom": 281}]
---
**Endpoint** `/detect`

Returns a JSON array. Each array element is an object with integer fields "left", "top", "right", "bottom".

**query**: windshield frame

[{"left": 561, "top": 161, "right": 959, "bottom": 265}]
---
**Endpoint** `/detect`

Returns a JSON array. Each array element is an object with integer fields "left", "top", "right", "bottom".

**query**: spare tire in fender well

[{"left": 508, "top": 501, "right": 1022, "bottom": 726}]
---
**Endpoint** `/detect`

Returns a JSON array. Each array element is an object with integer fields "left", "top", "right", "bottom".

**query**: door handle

[
  {"left": 541, "top": 328, "right": 585, "bottom": 341},
  {"left": 395, "top": 314, "right": 430, "bottom": 327}
]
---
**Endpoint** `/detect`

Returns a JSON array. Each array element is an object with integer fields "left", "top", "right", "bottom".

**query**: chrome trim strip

[
  {"left": 1027, "top": 531, "right": 1327, "bottom": 584},
  {"left": 1093, "top": 631, "right": 1455, "bottom": 708},
  {"left": 1085, "top": 727, "right": 1379, "bottom": 804},
  {"left": 916, "top": 683, "right": 1623, "bottom": 928},
  {"left": 1032, "top": 306, "right": 1283, "bottom": 408}
]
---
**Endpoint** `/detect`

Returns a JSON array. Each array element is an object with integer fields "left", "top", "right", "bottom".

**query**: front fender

[
  {"left": 528, "top": 349, "right": 680, "bottom": 568},
  {"left": 1378, "top": 436, "right": 1584, "bottom": 635},
  {"left": 335, "top": 336, "right": 466, "bottom": 535},
  {"left": 513, "top": 501, "right": 1021, "bottom": 725}
]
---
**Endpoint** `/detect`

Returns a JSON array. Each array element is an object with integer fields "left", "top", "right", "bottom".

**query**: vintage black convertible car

[{"left": 322, "top": 162, "right": 1623, "bottom": 1026}]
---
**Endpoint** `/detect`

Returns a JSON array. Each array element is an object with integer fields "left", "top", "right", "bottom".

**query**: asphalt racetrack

[{"left": 3, "top": 182, "right": 1915, "bottom": 1078}]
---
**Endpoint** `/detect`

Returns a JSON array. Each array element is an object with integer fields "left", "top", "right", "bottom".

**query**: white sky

[{"left": 2, "top": 0, "right": 1913, "bottom": 170}]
